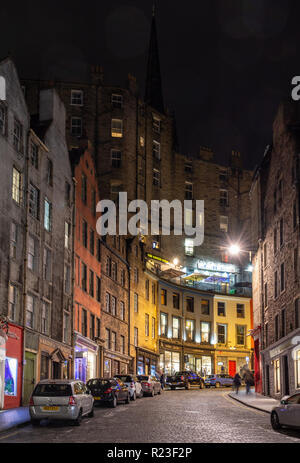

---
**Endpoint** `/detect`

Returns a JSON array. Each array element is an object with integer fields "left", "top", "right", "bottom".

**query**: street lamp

[
  {"left": 173, "top": 258, "right": 179, "bottom": 266},
  {"left": 228, "top": 244, "right": 241, "bottom": 256}
]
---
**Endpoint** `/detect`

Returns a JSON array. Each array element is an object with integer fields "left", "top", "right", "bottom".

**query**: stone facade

[{"left": 251, "top": 101, "right": 300, "bottom": 398}]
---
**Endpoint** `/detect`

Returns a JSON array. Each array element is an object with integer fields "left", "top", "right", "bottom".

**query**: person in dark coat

[
  {"left": 233, "top": 373, "right": 241, "bottom": 394},
  {"left": 160, "top": 374, "right": 165, "bottom": 390},
  {"left": 243, "top": 370, "right": 254, "bottom": 394}
]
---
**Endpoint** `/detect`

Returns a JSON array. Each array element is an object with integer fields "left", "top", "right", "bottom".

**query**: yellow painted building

[
  {"left": 213, "top": 295, "right": 253, "bottom": 376},
  {"left": 129, "top": 240, "right": 159, "bottom": 375}
]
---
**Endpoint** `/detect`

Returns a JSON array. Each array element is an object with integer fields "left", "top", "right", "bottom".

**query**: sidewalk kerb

[{"left": 227, "top": 392, "right": 272, "bottom": 414}]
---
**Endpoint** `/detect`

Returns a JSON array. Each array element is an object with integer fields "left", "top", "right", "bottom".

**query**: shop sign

[
  {"left": 146, "top": 253, "right": 169, "bottom": 264},
  {"left": 270, "top": 339, "right": 294, "bottom": 359},
  {"left": 197, "top": 260, "right": 236, "bottom": 274}
]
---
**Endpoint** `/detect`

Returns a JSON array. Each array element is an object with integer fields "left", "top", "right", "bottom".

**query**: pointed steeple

[{"left": 145, "top": 4, "right": 164, "bottom": 113}]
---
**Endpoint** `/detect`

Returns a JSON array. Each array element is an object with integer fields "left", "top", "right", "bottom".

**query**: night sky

[{"left": 1, "top": 0, "right": 300, "bottom": 169}]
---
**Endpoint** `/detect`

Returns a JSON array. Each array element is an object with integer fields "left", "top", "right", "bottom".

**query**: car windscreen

[
  {"left": 88, "top": 379, "right": 111, "bottom": 388},
  {"left": 115, "top": 376, "right": 132, "bottom": 383},
  {"left": 137, "top": 375, "right": 149, "bottom": 381},
  {"left": 207, "top": 375, "right": 216, "bottom": 378},
  {"left": 33, "top": 384, "right": 72, "bottom": 397}
]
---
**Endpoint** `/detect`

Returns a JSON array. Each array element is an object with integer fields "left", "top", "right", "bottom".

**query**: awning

[{"left": 160, "top": 268, "right": 185, "bottom": 279}]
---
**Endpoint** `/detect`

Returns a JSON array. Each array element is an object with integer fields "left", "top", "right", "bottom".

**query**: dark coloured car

[
  {"left": 166, "top": 371, "right": 205, "bottom": 390},
  {"left": 86, "top": 378, "right": 130, "bottom": 408}
]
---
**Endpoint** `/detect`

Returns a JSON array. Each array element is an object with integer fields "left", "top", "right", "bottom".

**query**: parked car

[
  {"left": 271, "top": 393, "right": 300, "bottom": 430},
  {"left": 114, "top": 374, "right": 143, "bottom": 400},
  {"left": 86, "top": 377, "right": 130, "bottom": 408},
  {"left": 166, "top": 371, "right": 205, "bottom": 390},
  {"left": 204, "top": 374, "right": 234, "bottom": 388},
  {"left": 29, "top": 379, "right": 94, "bottom": 426},
  {"left": 137, "top": 375, "right": 162, "bottom": 396}
]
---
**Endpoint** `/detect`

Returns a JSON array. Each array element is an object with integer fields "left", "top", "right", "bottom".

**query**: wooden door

[{"left": 228, "top": 360, "right": 236, "bottom": 377}]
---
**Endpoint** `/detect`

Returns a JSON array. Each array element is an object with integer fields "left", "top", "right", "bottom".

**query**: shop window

[
  {"left": 296, "top": 351, "right": 300, "bottom": 389},
  {"left": 237, "top": 304, "right": 245, "bottom": 318},
  {"left": 185, "top": 319, "right": 195, "bottom": 342},
  {"left": 160, "top": 312, "right": 168, "bottom": 337},
  {"left": 186, "top": 297, "right": 194, "bottom": 312},
  {"left": 40, "top": 353, "right": 49, "bottom": 380},
  {"left": 217, "top": 302, "right": 225, "bottom": 317},
  {"left": 274, "top": 359, "right": 281, "bottom": 393},
  {"left": 201, "top": 299, "right": 210, "bottom": 315},
  {"left": 201, "top": 322, "right": 210, "bottom": 343},
  {"left": 4, "top": 358, "right": 18, "bottom": 396},
  {"left": 104, "top": 358, "right": 111, "bottom": 378}
]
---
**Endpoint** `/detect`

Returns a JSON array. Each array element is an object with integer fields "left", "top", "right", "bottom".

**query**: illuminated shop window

[
  {"left": 185, "top": 238, "right": 194, "bottom": 256},
  {"left": 4, "top": 357, "right": 18, "bottom": 396},
  {"left": 296, "top": 350, "right": 300, "bottom": 389}
]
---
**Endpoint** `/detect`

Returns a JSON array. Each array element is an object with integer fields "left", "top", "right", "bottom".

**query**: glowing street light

[
  {"left": 173, "top": 258, "right": 179, "bottom": 266},
  {"left": 229, "top": 244, "right": 241, "bottom": 256}
]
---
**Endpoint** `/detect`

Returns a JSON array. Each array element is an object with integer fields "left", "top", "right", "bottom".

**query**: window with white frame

[
  {"left": 41, "top": 302, "right": 50, "bottom": 335},
  {"left": 201, "top": 322, "right": 210, "bottom": 343},
  {"left": 71, "top": 89, "right": 83, "bottom": 105},
  {"left": 0, "top": 104, "right": 6, "bottom": 135},
  {"left": 236, "top": 325, "right": 246, "bottom": 345},
  {"left": 220, "top": 215, "right": 228, "bottom": 233},
  {"left": 8, "top": 284, "right": 18, "bottom": 321},
  {"left": 43, "top": 247, "right": 52, "bottom": 282},
  {"left": 217, "top": 324, "right": 227, "bottom": 344},
  {"left": 185, "top": 319, "right": 195, "bottom": 341},
  {"left": 153, "top": 168, "right": 160, "bottom": 186},
  {"left": 185, "top": 182, "right": 193, "bottom": 200},
  {"left": 28, "top": 236, "right": 38, "bottom": 272},
  {"left": 26, "top": 294, "right": 35, "bottom": 329},
  {"left": 71, "top": 117, "right": 82, "bottom": 136},
  {"left": 30, "top": 142, "right": 39, "bottom": 169},
  {"left": 185, "top": 238, "right": 194, "bottom": 256},
  {"left": 65, "top": 222, "right": 70, "bottom": 249},
  {"left": 13, "top": 119, "right": 22, "bottom": 151},
  {"left": 153, "top": 116, "right": 161, "bottom": 133},
  {"left": 111, "top": 94, "right": 123, "bottom": 108},
  {"left": 160, "top": 312, "right": 168, "bottom": 337},
  {"left": 44, "top": 198, "right": 52, "bottom": 231},
  {"left": 111, "top": 149, "right": 122, "bottom": 168},
  {"left": 12, "top": 167, "right": 22, "bottom": 205},
  {"left": 152, "top": 140, "right": 160, "bottom": 159},
  {"left": 29, "top": 184, "right": 40, "bottom": 219},
  {"left": 220, "top": 189, "right": 228, "bottom": 207},
  {"left": 172, "top": 317, "right": 180, "bottom": 339},
  {"left": 10, "top": 222, "right": 18, "bottom": 259},
  {"left": 111, "top": 119, "right": 123, "bottom": 137}
]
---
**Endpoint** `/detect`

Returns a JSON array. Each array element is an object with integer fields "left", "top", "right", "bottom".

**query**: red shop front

[{"left": 2, "top": 323, "right": 23, "bottom": 409}]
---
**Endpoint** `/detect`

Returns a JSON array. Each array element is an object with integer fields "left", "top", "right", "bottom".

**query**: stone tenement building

[
  {"left": 21, "top": 11, "right": 253, "bottom": 376},
  {"left": 251, "top": 100, "right": 300, "bottom": 398},
  {"left": 0, "top": 58, "right": 74, "bottom": 409}
]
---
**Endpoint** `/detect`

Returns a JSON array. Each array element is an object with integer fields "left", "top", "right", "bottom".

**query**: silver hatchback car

[{"left": 29, "top": 379, "right": 94, "bottom": 426}]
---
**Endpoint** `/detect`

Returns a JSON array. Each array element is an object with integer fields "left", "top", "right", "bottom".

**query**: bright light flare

[{"left": 229, "top": 244, "right": 241, "bottom": 255}]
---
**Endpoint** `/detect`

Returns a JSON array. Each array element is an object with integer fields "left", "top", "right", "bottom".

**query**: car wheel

[
  {"left": 31, "top": 419, "right": 40, "bottom": 426},
  {"left": 125, "top": 393, "right": 130, "bottom": 404},
  {"left": 88, "top": 405, "right": 94, "bottom": 417},
  {"left": 158, "top": 388, "right": 161, "bottom": 395},
  {"left": 74, "top": 408, "right": 82, "bottom": 426},
  {"left": 170, "top": 386, "right": 175, "bottom": 390},
  {"left": 271, "top": 412, "right": 282, "bottom": 430},
  {"left": 215, "top": 382, "right": 220, "bottom": 388},
  {"left": 131, "top": 392, "right": 136, "bottom": 401},
  {"left": 199, "top": 381, "right": 204, "bottom": 389},
  {"left": 110, "top": 395, "right": 117, "bottom": 408}
]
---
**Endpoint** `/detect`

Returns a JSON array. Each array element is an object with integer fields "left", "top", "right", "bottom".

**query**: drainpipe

[
  {"left": 21, "top": 129, "right": 30, "bottom": 405},
  {"left": 70, "top": 176, "right": 77, "bottom": 378}
]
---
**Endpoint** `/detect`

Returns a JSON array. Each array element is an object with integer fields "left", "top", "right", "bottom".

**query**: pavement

[
  {"left": 228, "top": 388, "right": 280, "bottom": 414},
  {"left": 0, "top": 388, "right": 299, "bottom": 443},
  {"left": 0, "top": 406, "right": 30, "bottom": 433}
]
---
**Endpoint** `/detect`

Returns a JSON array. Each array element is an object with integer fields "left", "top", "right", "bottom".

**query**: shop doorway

[
  {"left": 23, "top": 352, "right": 36, "bottom": 405},
  {"left": 283, "top": 355, "right": 289, "bottom": 396},
  {"left": 229, "top": 360, "right": 236, "bottom": 377}
]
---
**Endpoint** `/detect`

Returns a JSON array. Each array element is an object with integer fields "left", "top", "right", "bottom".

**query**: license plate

[
  {"left": 42, "top": 406, "right": 59, "bottom": 411},
  {"left": 94, "top": 397, "right": 101, "bottom": 400}
]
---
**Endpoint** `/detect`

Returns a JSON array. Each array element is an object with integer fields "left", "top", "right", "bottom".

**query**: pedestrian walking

[
  {"left": 160, "top": 374, "right": 165, "bottom": 390},
  {"left": 243, "top": 370, "right": 254, "bottom": 394},
  {"left": 233, "top": 373, "right": 241, "bottom": 394}
]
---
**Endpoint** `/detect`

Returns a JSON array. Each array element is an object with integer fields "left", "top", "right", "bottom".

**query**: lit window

[
  {"left": 140, "top": 136, "right": 145, "bottom": 147},
  {"left": 172, "top": 317, "right": 180, "bottom": 339},
  {"left": 153, "top": 116, "right": 161, "bottom": 133},
  {"left": 71, "top": 90, "right": 83, "bottom": 105},
  {"left": 4, "top": 358, "right": 18, "bottom": 396},
  {"left": 111, "top": 94, "right": 123, "bottom": 108},
  {"left": 161, "top": 289, "right": 167, "bottom": 305},
  {"left": 111, "top": 119, "right": 123, "bottom": 138},
  {"left": 217, "top": 324, "right": 226, "bottom": 344},
  {"left": 185, "top": 239, "right": 194, "bottom": 256},
  {"left": 71, "top": 117, "right": 82, "bottom": 136},
  {"left": 201, "top": 322, "right": 210, "bottom": 343},
  {"left": 12, "top": 168, "right": 22, "bottom": 205},
  {"left": 160, "top": 313, "right": 168, "bottom": 336},
  {"left": 220, "top": 216, "right": 228, "bottom": 233},
  {"left": 185, "top": 319, "right": 195, "bottom": 341},
  {"left": 44, "top": 198, "right": 52, "bottom": 231}
]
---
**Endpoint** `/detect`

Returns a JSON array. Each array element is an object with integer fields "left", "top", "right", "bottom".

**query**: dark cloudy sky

[{"left": 1, "top": 0, "right": 299, "bottom": 169}]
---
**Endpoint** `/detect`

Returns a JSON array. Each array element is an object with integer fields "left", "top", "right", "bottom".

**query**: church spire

[{"left": 145, "top": 4, "right": 164, "bottom": 113}]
